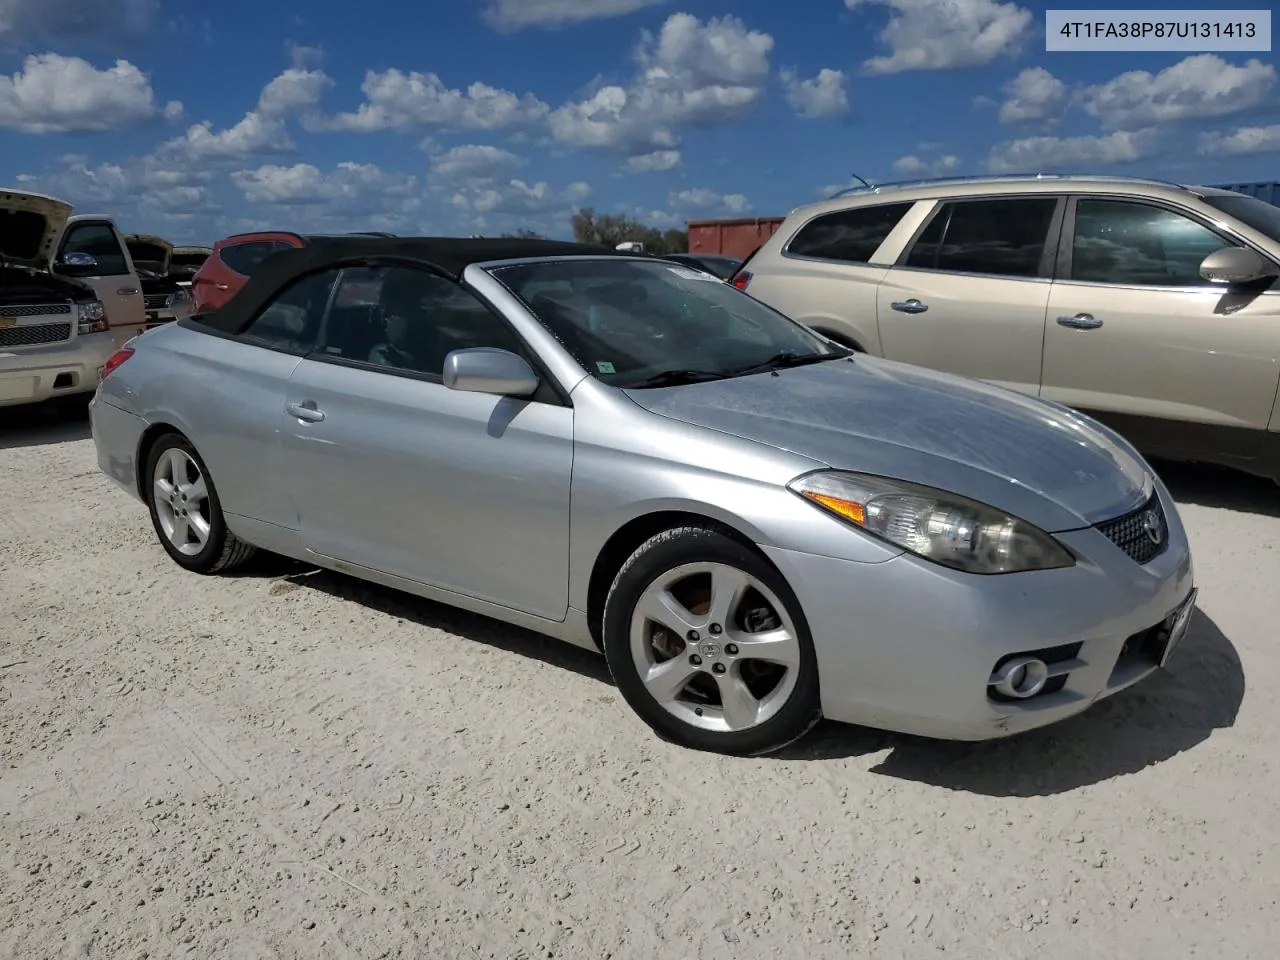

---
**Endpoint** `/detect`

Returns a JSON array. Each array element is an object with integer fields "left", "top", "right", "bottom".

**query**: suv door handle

[
  {"left": 286, "top": 401, "right": 326, "bottom": 423},
  {"left": 891, "top": 299, "right": 929, "bottom": 314},
  {"left": 117, "top": 287, "right": 140, "bottom": 296},
  {"left": 1056, "top": 313, "right": 1103, "bottom": 330}
]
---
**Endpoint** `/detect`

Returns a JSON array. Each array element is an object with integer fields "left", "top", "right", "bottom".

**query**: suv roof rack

[{"left": 826, "top": 173, "right": 1190, "bottom": 200}]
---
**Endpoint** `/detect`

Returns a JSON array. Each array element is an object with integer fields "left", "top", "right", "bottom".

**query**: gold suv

[{"left": 736, "top": 175, "right": 1280, "bottom": 483}]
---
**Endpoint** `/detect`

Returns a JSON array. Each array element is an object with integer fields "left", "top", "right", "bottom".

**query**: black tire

[
  {"left": 144, "top": 433, "right": 257, "bottom": 574},
  {"left": 602, "top": 524, "right": 822, "bottom": 756}
]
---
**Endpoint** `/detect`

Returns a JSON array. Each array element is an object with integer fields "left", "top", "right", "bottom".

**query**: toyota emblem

[{"left": 1141, "top": 510, "right": 1163, "bottom": 546}]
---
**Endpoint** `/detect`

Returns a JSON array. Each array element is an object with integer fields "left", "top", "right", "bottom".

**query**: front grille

[
  {"left": 0, "top": 302, "right": 72, "bottom": 318},
  {"left": 144, "top": 293, "right": 172, "bottom": 310},
  {"left": 1095, "top": 492, "right": 1168, "bottom": 565},
  {"left": 0, "top": 323, "right": 73, "bottom": 347}
]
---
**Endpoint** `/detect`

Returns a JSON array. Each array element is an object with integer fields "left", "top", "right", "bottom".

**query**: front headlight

[
  {"left": 788, "top": 471, "right": 1075, "bottom": 575},
  {"left": 76, "top": 299, "right": 108, "bottom": 334}
]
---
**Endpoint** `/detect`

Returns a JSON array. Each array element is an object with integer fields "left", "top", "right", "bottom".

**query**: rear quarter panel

[{"left": 105, "top": 324, "right": 302, "bottom": 525}]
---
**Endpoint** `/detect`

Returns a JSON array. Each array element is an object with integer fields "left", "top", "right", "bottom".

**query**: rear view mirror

[
  {"left": 55, "top": 251, "right": 99, "bottom": 276},
  {"left": 442, "top": 347, "right": 539, "bottom": 398},
  {"left": 1199, "top": 246, "right": 1277, "bottom": 286}
]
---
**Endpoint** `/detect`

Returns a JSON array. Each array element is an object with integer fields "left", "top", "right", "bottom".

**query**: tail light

[
  {"left": 730, "top": 270, "right": 752, "bottom": 291},
  {"left": 100, "top": 345, "right": 135, "bottom": 380}
]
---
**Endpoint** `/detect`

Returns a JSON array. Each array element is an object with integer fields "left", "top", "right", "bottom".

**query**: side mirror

[
  {"left": 1199, "top": 246, "right": 1277, "bottom": 286},
  {"left": 442, "top": 347, "right": 539, "bottom": 398},
  {"left": 54, "top": 251, "right": 100, "bottom": 276}
]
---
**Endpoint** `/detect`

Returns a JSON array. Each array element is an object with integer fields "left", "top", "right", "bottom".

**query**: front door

[
  {"left": 279, "top": 263, "right": 575, "bottom": 621},
  {"left": 53, "top": 217, "right": 147, "bottom": 347},
  {"left": 876, "top": 195, "right": 1063, "bottom": 396},
  {"left": 1041, "top": 196, "right": 1280, "bottom": 460}
]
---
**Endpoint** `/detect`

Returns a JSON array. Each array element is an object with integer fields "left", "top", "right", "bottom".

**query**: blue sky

[{"left": 1, "top": 0, "right": 1277, "bottom": 245}]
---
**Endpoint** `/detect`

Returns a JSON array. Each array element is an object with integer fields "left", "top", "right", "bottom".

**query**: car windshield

[
  {"left": 488, "top": 257, "right": 848, "bottom": 388},
  {"left": 1203, "top": 193, "right": 1280, "bottom": 243}
]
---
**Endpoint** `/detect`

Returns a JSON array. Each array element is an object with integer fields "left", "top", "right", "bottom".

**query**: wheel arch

[
  {"left": 135, "top": 421, "right": 187, "bottom": 503},
  {"left": 585, "top": 509, "right": 776, "bottom": 651}
]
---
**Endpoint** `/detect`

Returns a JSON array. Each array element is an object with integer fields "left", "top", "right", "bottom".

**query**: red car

[{"left": 190, "top": 231, "right": 397, "bottom": 313}]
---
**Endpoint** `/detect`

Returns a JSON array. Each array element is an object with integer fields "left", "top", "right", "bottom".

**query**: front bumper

[
  {"left": 763, "top": 483, "right": 1195, "bottom": 741},
  {"left": 0, "top": 332, "right": 118, "bottom": 408}
]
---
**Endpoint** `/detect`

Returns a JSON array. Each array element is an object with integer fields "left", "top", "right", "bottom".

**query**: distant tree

[
  {"left": 500, "top": 228, "right": 546, "bottom": 239},
  {"left": 571, "top": 207, "right": 687, "bottom": 255}
]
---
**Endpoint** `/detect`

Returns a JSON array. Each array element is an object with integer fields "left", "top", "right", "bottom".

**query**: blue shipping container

[{"left": 1211, "top": 181, "right": 1280, "bottom": 206}]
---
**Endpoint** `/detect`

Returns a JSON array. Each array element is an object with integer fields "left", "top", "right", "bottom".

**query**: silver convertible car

[{"left": 90, "top": 236, "right": 1196, "bottom": 755}]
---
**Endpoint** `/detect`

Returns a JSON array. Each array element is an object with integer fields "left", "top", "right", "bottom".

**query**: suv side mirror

[
  {"left": 442, "top": 347, "right": 539, "bottom": 398},
  {"left": 1199, "top": 246, "right": 1277, "bottom": 286},
  {"left": 54, "top": 252, "right": 99, "bottom": 276}
]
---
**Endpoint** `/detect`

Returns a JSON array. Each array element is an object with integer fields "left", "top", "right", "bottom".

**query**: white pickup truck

[{"left": 0, "top": 188, "right": 147, "bottom": 412}]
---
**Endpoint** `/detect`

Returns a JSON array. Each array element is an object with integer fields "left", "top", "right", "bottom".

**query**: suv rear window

[
  {"left": 904, "top": 197, "right": 1058, "bottom": 278},
  {"left": 220, "top": 240, "right": 294, "bottom": 277},
  {"left": 786, "top": 202, "right": 914, "bottom": 264}
]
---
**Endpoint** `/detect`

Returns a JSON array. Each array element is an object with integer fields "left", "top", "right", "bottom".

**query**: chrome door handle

[
  {"left": 286, "top": 401, "right": 326, "bottom": 423},
  {"left": 891, "top": 299, "right": 928, "bottom": 314},
  {"left": 215, "top": 283, "right": 230, "bottom": 291},
  {"left": 1056, "top": 313, "right": 1103, "bottom": 330},
  {"left": 117, "top": 287, "right": 140, "bottom": 296}
]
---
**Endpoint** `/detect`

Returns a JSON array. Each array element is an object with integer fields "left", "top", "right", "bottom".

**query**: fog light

[{"left": 991, "top": 656, "right": 1049, "bottom": 699}]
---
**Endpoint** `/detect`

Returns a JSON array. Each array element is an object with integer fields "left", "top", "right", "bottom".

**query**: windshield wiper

[
  {"left": 729, "top": 349, "right": 847, "bottom": 378},
  {"left": 621, "top": 369, "right": 730, "bottom": 389}
]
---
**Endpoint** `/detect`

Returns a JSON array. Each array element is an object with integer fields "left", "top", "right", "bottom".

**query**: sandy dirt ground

[{"left": 1, "top": 408, "right": 1278, "bottom": 960}]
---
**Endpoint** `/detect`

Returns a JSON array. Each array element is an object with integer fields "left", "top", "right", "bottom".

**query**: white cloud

[
  {"left": 549, "top": 13, "right": 773, "bottom": 155},
  {"left": 0, "top": 53, "right": 179, "bottom": 133},
  {"left": 1081, "top": 55, "right": 1276, "bottom": 132},
  {"left": 15, "top": 153, "right": 220, "bottom": 224},
  {"left": 986, "top": 130, "right": 1161, "bottom": 174},
  {"left": 781, "top": 68, "right": 849, "bottom": 119},
  {"left": 313, "top": 69, "right": 549, "bottom": 133},
  {"left": 669, "top": 187, "right": 751, "bottom": 216},
  {"left": 429, "top": 144, "right": 526, "bottom": 185},
  {"left": 845, "top": 0, "right": 1032, "bottom": 75},
  {"left": 449, "top": 178, "right": 592, "bottom": 236},
  {"left": 231, "top": 162, "right": 419, "bottom": 220},
  {"left": 892, "top": 153, "right": 961, "bottom": 176},
  {"left": 0, "top": 0, "right": 158, "bottom": 43},
  {"left": 1199, "top": 124, "right": 1280, "bottom": 157},
  {"left": 999, "top": 66, "right": 1066, "bottom": 125},
  {"left": 625, "top": 149, "right": 682, "bottom": 173},
  {"left": 482, "top": 0, "right": 668, "bottom": 32},
  {"left": 160, "top": 50, "right": 332, "bottom": 161}
]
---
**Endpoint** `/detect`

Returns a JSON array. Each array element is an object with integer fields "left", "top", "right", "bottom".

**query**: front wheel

[
  {"left": 602, "top": 525, "right": 821, "bottom": 755},
  {"left": 144, "top": 433, "right": 256, "bottom": 574}
]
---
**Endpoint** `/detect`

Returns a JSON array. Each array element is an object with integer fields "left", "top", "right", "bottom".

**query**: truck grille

[
  {"left": 144, "top": 294, "right": 172, "bottom": 310},
  {"left": 1, "top": 302, "right": 73, "bottom": 318},
  {"left": 0, "top": 323, "right": 73, "bottom": 347},
  {"left": 1095, "top": 492, "right": 1168, "bottom": 565}
]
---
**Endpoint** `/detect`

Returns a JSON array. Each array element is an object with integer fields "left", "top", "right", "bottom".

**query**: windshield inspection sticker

[
  {"left": 596, "top": 361, "right": 617, "bottom": 374},
  {"left": 666, "top": 265, "right": 720, "bottom": 282}
]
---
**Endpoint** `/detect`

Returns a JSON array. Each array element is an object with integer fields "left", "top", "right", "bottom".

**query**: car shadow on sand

[
  {"left": 0, "top": 403, "right": 90, "bottom": 450},
  {"left": 246, "top": 554, "right": 614, "bottom": 685},
  {"left": 1153, "top": 459, "right": 1279, "bottom": 518},
  {"left": 774, "top": 607, "right": 1244, "bottom": 796}
]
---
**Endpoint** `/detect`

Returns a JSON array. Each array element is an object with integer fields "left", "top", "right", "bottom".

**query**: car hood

[
  {"left": 0, "top": 188, "right": 72, "bottom": 268},
  {"left": 124, "top": 234, "right": 172, "bottom": 275},
  {"left": 624, "top": 355, "right": 1153, "bottom": 532}
]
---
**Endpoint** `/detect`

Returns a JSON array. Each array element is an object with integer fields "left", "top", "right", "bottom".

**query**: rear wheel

[
  {"left": 602, "top": 525, "right": 821, "bottom": 755},
  {"left": 144, "top": 434, "right": 256, "bottom": 574}
]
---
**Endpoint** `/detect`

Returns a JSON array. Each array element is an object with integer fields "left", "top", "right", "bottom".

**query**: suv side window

[
  {"left": 786, "top": 202, "right": 914, "bottom": 264},
  {"left": 221, "top": 241, "right": 293, "bottom": 277},
  {"left": 239, "top": 268, "right": 339, "bottom": 354},
  {"left": 318, "top": 266, "right": 526, "bottom": 379},
  {"left": 904, "top": 197, "right": 1058, "bottom": 278},
  {"left": 1070, "top": 199, "right": 1232, "bottom": 287},
  {"left": 59, "top": 222, "right": 130, "bottom": 276}
]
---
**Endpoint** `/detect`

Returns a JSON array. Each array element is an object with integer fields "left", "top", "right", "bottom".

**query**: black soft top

[{"left": 193, "top": 235, "right": 630, "bottom": 334}]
